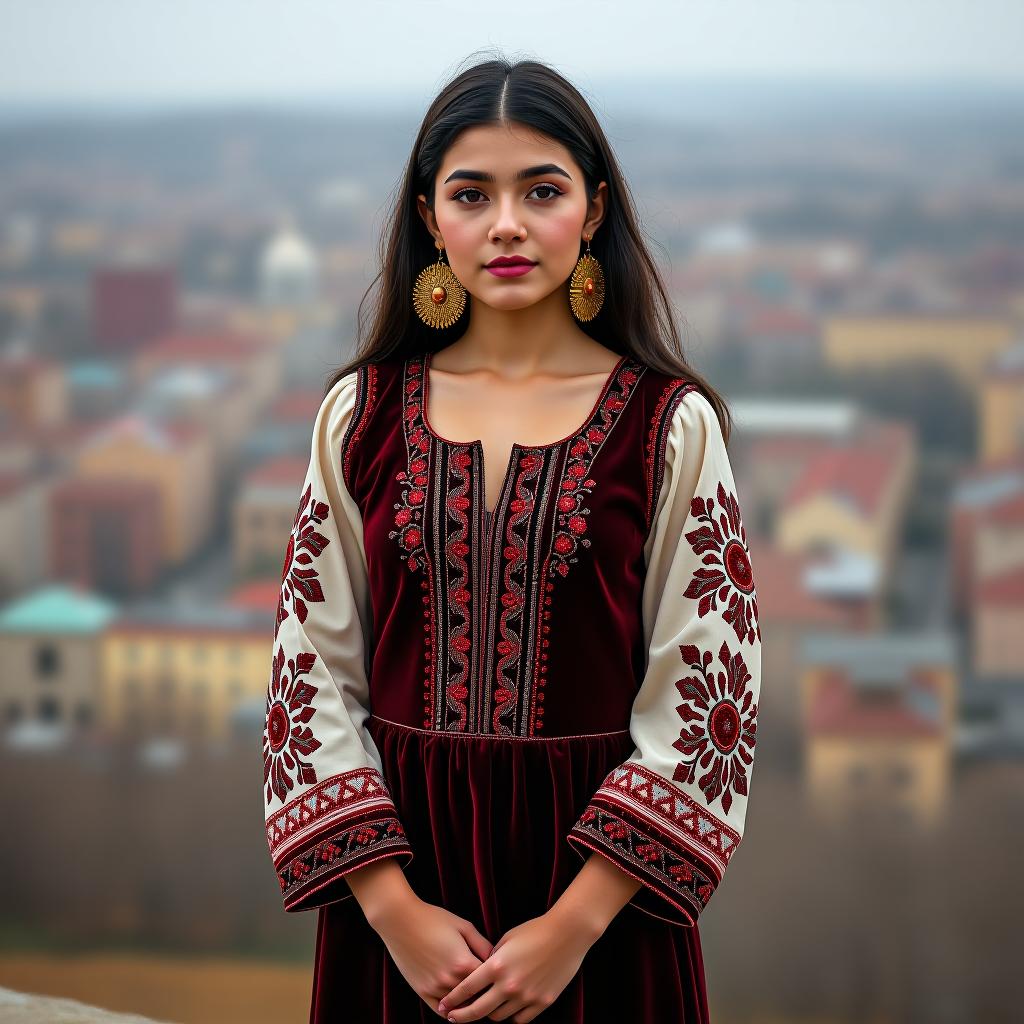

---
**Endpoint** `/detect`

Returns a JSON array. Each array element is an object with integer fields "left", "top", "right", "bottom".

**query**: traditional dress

[{"left": 264, "top": 350, "right": 761, "bottom": 1023}]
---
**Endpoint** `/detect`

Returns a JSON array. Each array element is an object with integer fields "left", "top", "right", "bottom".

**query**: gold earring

[
  {"left": 413, "top": 239, "right": 467, "bottom": 328},
  {"left": 569, "top": 233, "right": 605, "bottom": 321}
]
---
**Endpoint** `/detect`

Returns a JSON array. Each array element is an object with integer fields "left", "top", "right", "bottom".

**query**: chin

[{"left": 484, "top": 291, "right": 543, "bottom": 312}]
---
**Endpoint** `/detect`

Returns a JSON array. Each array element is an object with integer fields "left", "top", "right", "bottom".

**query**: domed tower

[{"left": 259, "top": 213, "right": 320, "bottom": 307}]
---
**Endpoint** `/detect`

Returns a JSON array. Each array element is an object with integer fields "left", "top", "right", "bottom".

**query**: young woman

[{"left": 264, "top": 57, "right": 761, "bottom": 1023}]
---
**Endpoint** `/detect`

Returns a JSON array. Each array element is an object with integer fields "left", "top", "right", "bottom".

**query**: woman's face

[{"left": 416, "top": 121, "right": 606, "bottom": 312}]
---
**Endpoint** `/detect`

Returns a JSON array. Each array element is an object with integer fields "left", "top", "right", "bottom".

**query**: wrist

[
  {"left": 366, "top": 888, "right": 419, "bottom": 933},
  {"left": 547, "top": 893, "right": 608, "bottom": 944},
  {"left": 345, "top": 858, "right": 419, "bottom": 930}
]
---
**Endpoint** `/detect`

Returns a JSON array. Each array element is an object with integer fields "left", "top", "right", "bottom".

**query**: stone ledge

[{"left": 0, "top": 986, "right": 173, "bottom": 1023}]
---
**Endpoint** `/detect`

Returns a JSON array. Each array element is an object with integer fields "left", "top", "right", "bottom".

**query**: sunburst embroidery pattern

[
  {"left": 276, "top": 482, "right": 332, "bottom": 640},
  {"left": 264, "top": 643, "right": 323, "bottom": 804},
  {"left": 683, "top": 481, "right": 760, "bottom": 645},
  {"left": 672, "top": 639, "right": 758, "bottom": 816}
]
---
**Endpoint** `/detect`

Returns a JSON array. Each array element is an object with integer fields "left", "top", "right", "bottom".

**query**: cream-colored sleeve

[
  {"left": 264, "top": 370, "right": 413, "bottom": 913},
  {"left": 566, "top": 389, "right": 761, "bottom": 926}
]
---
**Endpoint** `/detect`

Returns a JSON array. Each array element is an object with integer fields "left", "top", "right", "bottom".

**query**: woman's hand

[
  {"left": 371, "top": 893, "right": 496, "bottom": 1018},
  {"left": 436, "top": 905, "right": 601, "bottom": 1022}
]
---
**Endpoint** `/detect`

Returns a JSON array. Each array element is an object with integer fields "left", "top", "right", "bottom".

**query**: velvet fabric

[
  {"left": 267, "top": 350, "right": 755, "bottom": 1023},
  {"left": 309, "top": 715, "right": 709, "bottom": 1022}
]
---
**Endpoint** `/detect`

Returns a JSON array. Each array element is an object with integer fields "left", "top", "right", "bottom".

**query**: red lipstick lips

[{"left": 485, "top": 255, "right": 537, "bottom": 278}]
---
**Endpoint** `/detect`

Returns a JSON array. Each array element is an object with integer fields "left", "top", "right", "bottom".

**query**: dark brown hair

[{"left": 325, "top": 53, "right": 733, "bottom": 443}]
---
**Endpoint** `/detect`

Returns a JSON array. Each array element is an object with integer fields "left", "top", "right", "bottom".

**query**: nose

[{"left": 488, "top": 194, "right": 526, "bottom": 243}]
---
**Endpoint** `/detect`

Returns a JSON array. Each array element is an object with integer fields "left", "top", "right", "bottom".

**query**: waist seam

[{"left": 367, "top": 713, "right": 632, "bottom": 742}]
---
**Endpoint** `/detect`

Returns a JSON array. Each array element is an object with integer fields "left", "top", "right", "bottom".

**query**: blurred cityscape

[{"left": 0, "top": 79, "right": 1022, "bottom": 1023}]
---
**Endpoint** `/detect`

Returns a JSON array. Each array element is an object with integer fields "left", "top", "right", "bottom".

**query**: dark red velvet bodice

[{"left": 341, "top": 351, "right": 693, "bottom": 739}]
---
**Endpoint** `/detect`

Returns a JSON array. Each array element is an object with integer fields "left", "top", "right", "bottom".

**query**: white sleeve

[
  {"left": 566, "top": 389, "right": 762, "bottom": 926},
  {"left": 264, "top": 370, "right": 413, "bottom": 913}
]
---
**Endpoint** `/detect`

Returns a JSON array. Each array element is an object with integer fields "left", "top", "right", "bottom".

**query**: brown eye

[
  {"left": 453, "top": 188, "right": 486, "bottom": 203},
  {"left": 529, "top": 183, "right": 564, "bottom": 200}
]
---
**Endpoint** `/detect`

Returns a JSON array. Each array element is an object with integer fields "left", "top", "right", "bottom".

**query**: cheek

[
  {"left": 537, "top": 209, "right": 583, "bottom": 252},
  {"left": 535, "top": 212, "right": 584, "bottom": 279},
  {"left": 436, "top": 216, "right": 475, "bottom": 254}
]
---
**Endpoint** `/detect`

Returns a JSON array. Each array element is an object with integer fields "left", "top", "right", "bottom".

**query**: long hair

[{"left": 324, "top": 54, "right": 733, "bottom": 443}]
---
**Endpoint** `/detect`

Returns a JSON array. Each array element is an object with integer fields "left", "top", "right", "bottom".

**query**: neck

[{"left": 451, "top": 287, "right": 588, "bottom": 374}]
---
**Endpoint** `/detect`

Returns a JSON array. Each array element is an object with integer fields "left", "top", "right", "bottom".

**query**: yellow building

[
  {"left": 822, "top": 313, "right": 1017, "bottom": 391},
  {"left": 233, "top": 455, "right": 306, "bottom": 576},
  {"left": 799, "top": 632, "right": 957, "bottom": 828},
  {"left": 979, "top": 357, "right": 1024, "bottom": 461},
  {"left": 75, "top": 416, "right": 216, "bottom": 565},
  {"left": 775, "top": 422, "right": 915, "bottom": 595},
  {"left": 0, "top": 584, "right": 119, "bottom": 730},
  {"left": 101, "top": 604, "right": 271, "bottom": 742}
]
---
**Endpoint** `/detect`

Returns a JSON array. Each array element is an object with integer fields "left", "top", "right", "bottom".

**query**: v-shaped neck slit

[{"left": 419, "top": 350, "right": 628, "bottom": 522}]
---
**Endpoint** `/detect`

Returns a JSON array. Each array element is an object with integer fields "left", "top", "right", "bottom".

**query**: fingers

[
  {"left": 461, "top": 923, "right": 495, "bottom": 961},
  {"left": 444, "top": 991, "right": 513, "bottom": 1023},
  {"left": 438, "top": 959, "right": 493, "bottom": 1018}
]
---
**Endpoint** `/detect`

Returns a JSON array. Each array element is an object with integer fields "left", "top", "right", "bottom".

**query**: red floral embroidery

[
  {"left": 264, "top": 643, "right": 322, "bottom": 804},
  {"left": 550, "top": 366, "right": 640, "bottom": 578},
  {"left": 683, "top": 481, "right": 760, "bottom": 645},
  {"left": 389, "top": 371, "right": 431, "bottom": 572},
  {"left": 673, "top": 639, "right": 758, "bottom": 815},
  {"left": 442, "top": 447, "right": 475, "bottom": 729},
  {"left": 276, "top": 482, "right": 331, "bottom": 641},
  {"left": 567, "top": 800, "right": 716, "bottom": 923}
]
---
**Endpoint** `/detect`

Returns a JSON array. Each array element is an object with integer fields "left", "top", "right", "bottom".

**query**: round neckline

[{"left": 418, "top": 349, "right": 628, "bottom": 451}]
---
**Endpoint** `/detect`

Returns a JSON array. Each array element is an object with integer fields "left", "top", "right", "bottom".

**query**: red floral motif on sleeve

[
  {"left": 264, "top": 643, "right": 323, "bottom": 804},
  {"left": 276, "top": 482, "right": 331, "bottom": 640},
  {"left": 683, "top": 481, "right": 760, "bottom": 645},
  {"left": 672, "top": 639, "right": 758, "bottom": 816}
]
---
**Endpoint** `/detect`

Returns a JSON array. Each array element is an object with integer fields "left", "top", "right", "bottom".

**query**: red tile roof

[
  {"left": 245, "top": 455, "right": 308, "bottom": 488},
  {"left": 784, "top": 446, "right": 900, "bottom": 517},
  {"left": 808, "top": 670, "right": 943, "bottom": 738},
  {"left": 141, "top": 329, "right": 272, "bottom": 362}
]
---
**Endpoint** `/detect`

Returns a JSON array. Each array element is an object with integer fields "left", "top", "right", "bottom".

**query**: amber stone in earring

[
  {"left": 569, "top": 234, "right": 605, "bottom": 321},
  {"left": 413, "top": 240, "right": 467, "bottom": 328}
]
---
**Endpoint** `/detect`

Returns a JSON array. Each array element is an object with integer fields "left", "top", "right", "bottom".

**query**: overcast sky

[{"left": 2, "top": 0, "right": 1022, "bottom": 108}]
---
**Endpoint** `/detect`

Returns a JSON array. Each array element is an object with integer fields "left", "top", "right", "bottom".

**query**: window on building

[
  {"left": 38, "top": 696, "right": 60, "bottom": 721},
  {"left": 35, "top": 644, "right": 61, "bottom": 677}
]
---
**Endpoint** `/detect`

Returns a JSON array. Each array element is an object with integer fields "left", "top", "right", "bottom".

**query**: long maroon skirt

[{"left": 308, "top": 715, "right": 710, "bottom": 1022}]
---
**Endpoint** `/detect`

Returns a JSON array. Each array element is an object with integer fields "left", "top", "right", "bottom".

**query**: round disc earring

[
  {"left": 568, "top": 233, "right": 605, "bottom": 322},
  {"left": 413, "top": 240, "right": 467, "bottom": 328}
]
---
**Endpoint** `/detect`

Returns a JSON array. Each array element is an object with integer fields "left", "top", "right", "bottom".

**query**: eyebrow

[{"left": 442, "top": 163, "right": 573, "bottom": 185}]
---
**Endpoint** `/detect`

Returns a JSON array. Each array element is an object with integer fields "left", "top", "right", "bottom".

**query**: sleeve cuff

[
  {"left": 267, "top": 766, "right": 414, "bottom": 913},
  {"left": 566, "top": 762, "right": 738, "bottom": 928}
]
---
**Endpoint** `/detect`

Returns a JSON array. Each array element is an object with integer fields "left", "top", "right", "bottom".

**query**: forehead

[{"left": 440, "top": 122, "right": 577, "bottom": 176}]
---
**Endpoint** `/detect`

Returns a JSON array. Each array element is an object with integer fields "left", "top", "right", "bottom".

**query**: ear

[
  {"left": 416, "top": 193, "right": 440, "bottom": 244},
  {"left": 582, "top": 180, "right": 608, "bottom": 240}
]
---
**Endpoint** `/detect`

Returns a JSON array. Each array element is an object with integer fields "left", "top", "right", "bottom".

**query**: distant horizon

[
  {"left": 3, "top": 0, "right": 1022, "bottom": 110},
  {"left": 1, "top": 73, "right": 1022, "bottom": 127}
]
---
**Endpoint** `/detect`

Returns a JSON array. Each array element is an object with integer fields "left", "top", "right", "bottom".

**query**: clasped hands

[{"left": 372, "top": 893, "right": 603, "bottom": 1023}]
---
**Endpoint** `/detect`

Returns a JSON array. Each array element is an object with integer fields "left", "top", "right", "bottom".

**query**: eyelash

[{"left": 451, "top": 183, "right": 565, "bottom": 204}]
